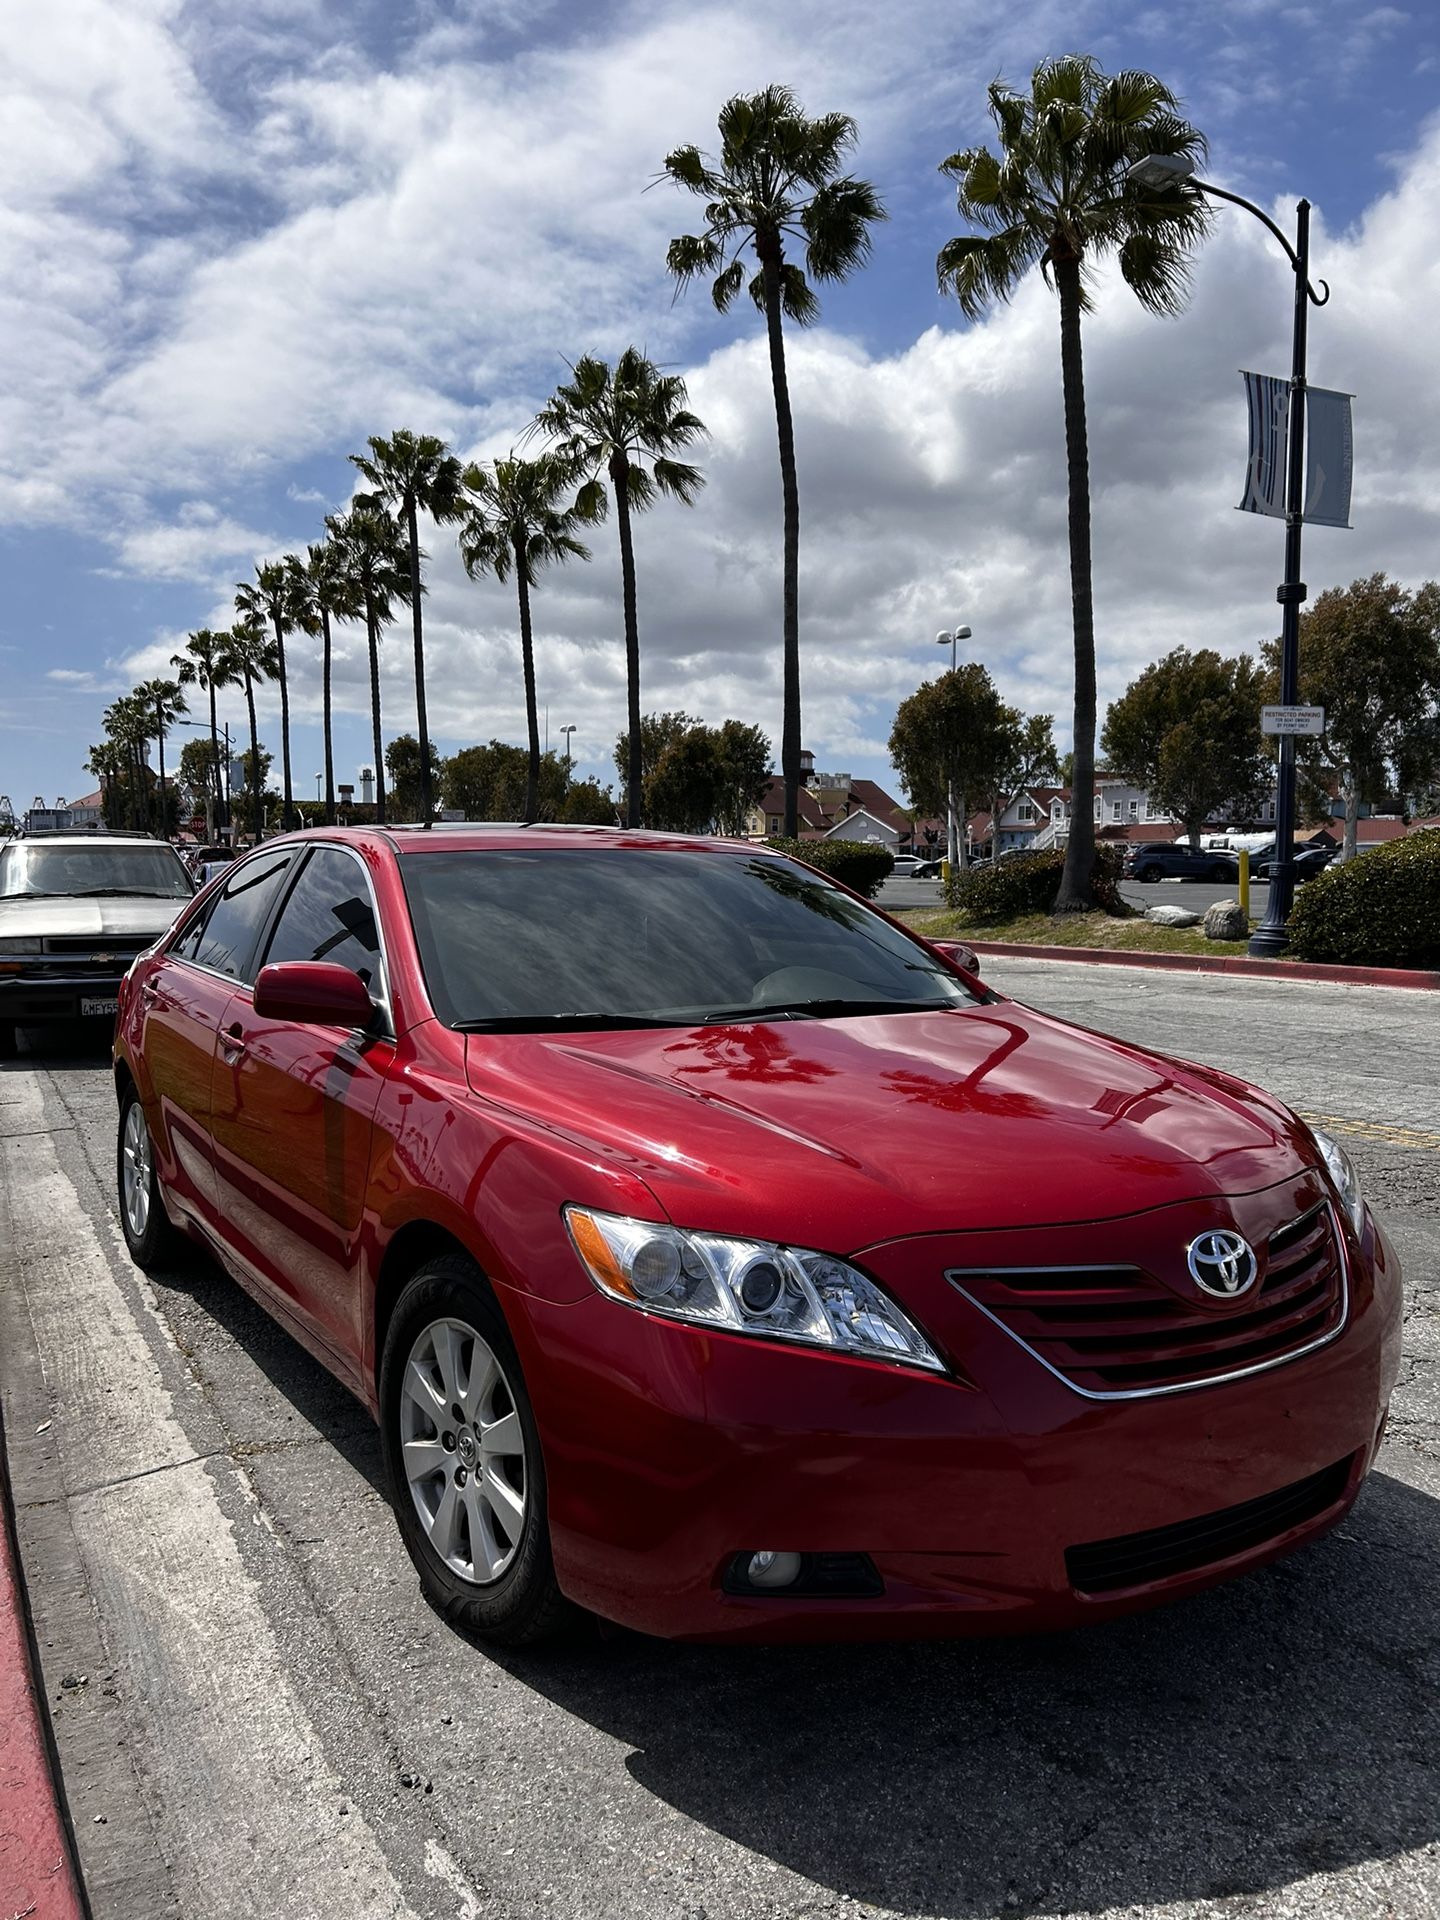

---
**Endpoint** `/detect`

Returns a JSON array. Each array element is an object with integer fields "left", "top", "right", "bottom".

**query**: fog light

[{"left": 746, "top": 1549, "right": 803, "bottom": 1589}]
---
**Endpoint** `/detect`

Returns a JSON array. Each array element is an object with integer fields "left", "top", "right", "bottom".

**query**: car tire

[
  {"left": 0, "top": 1022, "right": 16, "bottom": 1061},
  {"left": 1136, "top": 866, "right": 1161, "bottom": 883},
  {"left": 380, "top": 1255, "right": 574, "bottom": 1647},
  {"left": 116, "top": 1082, "right": 185, "bottom": 1270},
  {"left": 1210, "top": 864, "right": 1235, "bottom": 883}
]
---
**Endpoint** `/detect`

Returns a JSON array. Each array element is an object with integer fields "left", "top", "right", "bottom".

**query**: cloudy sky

[{"left": 3, "top": 0, "right": 1439, "bottom": 817}]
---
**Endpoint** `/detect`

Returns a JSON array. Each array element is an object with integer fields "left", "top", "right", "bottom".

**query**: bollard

[{"left": 1238, "top": 849, "right": 1250, "bottom": 919}]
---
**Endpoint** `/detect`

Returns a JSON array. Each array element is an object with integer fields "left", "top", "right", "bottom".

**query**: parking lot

[
  {"left": 2, "top": 959, "right": 1437, "bottom": 1920},
  {"left": 878, "top": 875, "right": 1274, "bottom": 916}
]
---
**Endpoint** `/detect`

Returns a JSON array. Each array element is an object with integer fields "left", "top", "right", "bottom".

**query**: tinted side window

[
  {"left": 170, "top": 896, "right": 213, "bottom": 961},
  {"left": 261, "top": 848, "right": 385, "bottom": 996},
  {"left": 192, "top": 850, "right": 295, "bottom": 981}
]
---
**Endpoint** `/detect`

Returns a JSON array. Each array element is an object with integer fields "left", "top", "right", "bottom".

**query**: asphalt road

[{"left": 2, "top": 965, "right": 1437, "bottom": 1920}]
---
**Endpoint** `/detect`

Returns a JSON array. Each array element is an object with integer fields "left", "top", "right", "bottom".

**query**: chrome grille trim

[{"left": 946, "top": 1200, "right": 1349, "bottom": 1402}]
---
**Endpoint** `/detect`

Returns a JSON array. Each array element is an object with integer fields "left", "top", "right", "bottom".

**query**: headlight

[
  {"left": 1308, "top": 1125, "right": 1366, "bottom": 1236},
  {"left": 564, "top": 1207, "right": 945, "bottom": 1373}
]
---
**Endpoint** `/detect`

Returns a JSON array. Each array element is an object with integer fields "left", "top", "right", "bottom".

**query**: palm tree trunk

[
  {"left": 1342, "top": 767, "right": 1359, "bottom": 861},
  {"left": 612, "top": 457, "right": 643, "bottom": 828},
  {"left": 406, "top": 499, "right": 433, "bottom": 826},
  {"left": 516, "top": 544, "right": 540, "bottom": 825},
  {"left": 321, "top": 608, "right": 335, "bottom": 825},
  {"left": 208, "top": 680, "right": 224, "bottom": 835},
  {"left": 155, "top": 700, "right": 167, "bottom": 841},
  {"left": 245, "top": 677, "right": 262, "bottom": 843},
  {"left": 271, "top": 614, "right": 293, "bottom": 830},
  {"left": 365, "top": 589, "right": 387, "bottom": 824},
  {"left": 759, "top": 241, "right": 802, "bottom": 839},
  {"left": 1052, "top": 253, "right": 1098, "bottom": 914}
]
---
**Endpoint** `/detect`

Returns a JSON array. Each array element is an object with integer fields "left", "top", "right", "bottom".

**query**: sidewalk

[{"left": 1, "top": 1447, "right": 85, "bottom": 1920}]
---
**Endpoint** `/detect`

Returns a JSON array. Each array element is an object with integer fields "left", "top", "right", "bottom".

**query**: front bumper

[
  {"left": 505, "top": 1210, "right": 1402, "bottom": 1642},
  {"left": 0, "top": 971, "right": 128, "bottom": 1026}
]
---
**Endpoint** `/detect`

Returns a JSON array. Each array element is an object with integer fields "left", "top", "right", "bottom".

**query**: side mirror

[
  {"left": 252, "top": 961, "right": 376, "bottom": 1028},
  {"left": 929, "top": 939, "right": 981, "bottom": 978}
]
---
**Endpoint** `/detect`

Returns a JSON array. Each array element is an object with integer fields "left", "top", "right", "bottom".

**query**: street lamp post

[
  {"left": 1127, "top": 154, "right": 1330, "bottom": 957},
  {"left": 315, "top": 773, "right": 323, "bottom": 803},
  {"left": 560, "top": 724, "right": 577, "bottom": 771},
  {"left": 935, "top": 625, "right": 972, "bottom": 872}
]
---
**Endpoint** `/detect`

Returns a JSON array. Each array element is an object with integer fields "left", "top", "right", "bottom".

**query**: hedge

[
  {"left": 1287, "top": 829, "right": 1440, "bottom": 969},
  {"left": 763, "top": 836, "right": 895, "bottom": 899},
  {"left": 945, "top": 844, "right": 1129, "bottom": 920}
]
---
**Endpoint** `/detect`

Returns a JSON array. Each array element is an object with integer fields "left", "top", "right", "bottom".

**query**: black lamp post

[{"left": 1128, "top": 154, "right": 1330, "bottom": 957}]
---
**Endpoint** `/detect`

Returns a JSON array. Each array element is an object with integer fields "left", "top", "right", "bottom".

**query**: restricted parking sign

[{"left": 1261, "top": 705, "right": 1325, "bottom": 736}]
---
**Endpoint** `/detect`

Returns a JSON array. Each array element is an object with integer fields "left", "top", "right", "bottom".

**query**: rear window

[{"left": 400, "top": 847, "right": 981, "bottom": 1031}]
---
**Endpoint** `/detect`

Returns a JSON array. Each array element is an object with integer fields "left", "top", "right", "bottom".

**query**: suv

[
  {"left": 0, "top": 833, "right": 194, "bottom": 1056},
  {"left": 1124, "top": 842, "right": 1239, "bottom": 884}
]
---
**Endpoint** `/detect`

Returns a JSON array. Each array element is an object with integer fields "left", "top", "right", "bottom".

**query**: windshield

[
  {"left": 400, "top": 848, "right": 982, "bottom": 1031},
  {"left": 0, "top": 842, "right": 193, "bottom": 900}
]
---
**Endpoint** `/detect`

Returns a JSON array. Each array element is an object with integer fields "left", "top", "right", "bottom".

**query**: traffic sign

[{"left": 1261, "top": 705, "right": 1325, "bottom": 737}]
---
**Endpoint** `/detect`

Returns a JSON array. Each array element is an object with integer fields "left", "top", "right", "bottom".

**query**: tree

[
  {"left": 458, "top": 454, "right": 590, "bottom": 823},
  {"left": 385, "top": 733, "right": 443, "bottom": 822},
  {"left": 326, "top": 503, "right": 411, "bottom": 825},
  {"left": 612, "top": 711, "right": 701, "bottom": 791},
  {"left": 938, "top": 56, "right": 1210, "bottom": 909},
  {"left": 351, "top": 431, "right": 466, "bottom": 826},
  {"left": 558, "top": 777, "right": 619, "bottom": 824},
  {"left": 634, "top": 717, "right": 773, "bottom": 834},
  {"left": 171, "top": 628, "right": 235, "bottom": 836},
  {"left": 1270, "top": 574, "right": 1440, "bottom": 861},
  {"left": 290, "top": 543, "right": 361, "bottom": 826},
  {"left": 85, "top": 742, "right": 125, "bottom": 829},
  {"left": 102, "top": 694, "right": 154, "bottom": 830},
  {"left": 177, "top": 736, "right": 222, "bottom": 827},
  {"left": 665, "top": 87, "right": 885, "bottom": 838},
  {"left": 222, "top": 619, "right": 280, "bottom": 841},
  {"left": 235, "top": 562, "right": 302, "bottom": 830},
  {"left": 1102, "top": 648, "right": 1269, "bottom": 846},
  {"left": 888, "top": 666, "right": 1021, "bottom": 870},
  {"left": 712, "top": 719, "right": 774, "bottom": 837},
  {"left": 535, "top": 351, "right": 706, "bottom": 827},
  {"left": 133, "top": 678, "right": 188, "bottom": 842},
  {"left": 442, "top": 741, "right": 571, "bottom": 820}
]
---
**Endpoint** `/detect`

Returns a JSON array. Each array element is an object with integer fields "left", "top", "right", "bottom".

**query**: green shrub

[
  {"left": 1287, "top": 829, "right": 1440, "bottom": 969},
  {"left": 764, "top": 836, "right": 895, "bottom": 899},
  {"left": 945, "top": 844, "right": 1129, "bottom": 919}
]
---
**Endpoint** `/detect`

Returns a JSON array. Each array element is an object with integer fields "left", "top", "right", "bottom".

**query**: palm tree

[
  {"left": 235, "top": 561, "right": 301, "bottom": 831},
  {"left": 133, "top": 678, "right": 188, "bottom": 840},
  {"left": 664, "top": 86, "right": 884, "bottom": 837},
  {"left": 85, "top": 742, "right": 124, "bottom": 829},
  {"left": 171, "top": 628, "right": 234, "bottom": 837},
  {"left": 349, "top": 431, "right": 466, "bottom": 826},
  {"left": 534, "top": 352, "right": 706, "bottom": 827},
  {"left": 937, "top": 55, "right": 1209, "bottom": 911},
  {"left": 102, "top": 695, "right": 152, "bottom": 830},
  {"left": 222, "top": 618, "right": 280, "bottom": 842},
  {"left": 288, "top": 544, "right": 360, "bottom": 826},
  {"left": 458, "top": 454, "right": 590, "bottom": 823},
  {"left": 326, "top": 504, "right": 411, "bottom": 824}
]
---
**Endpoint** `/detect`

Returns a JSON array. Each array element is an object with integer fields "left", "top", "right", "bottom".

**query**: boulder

[
  {"left": 1203, "top": 898, "right": 1249, "bottom": 942},
  {"left": 1145, "top": 905, "right": 1202, "bottom": 928}
]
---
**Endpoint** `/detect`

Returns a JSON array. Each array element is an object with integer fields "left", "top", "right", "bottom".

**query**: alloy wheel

[
  {"left": 121, "top": 1100, "right": 152, "bottom": 1240},
  {"left": 399, "top": 1317, "right": 528, "bottom": 1584}
]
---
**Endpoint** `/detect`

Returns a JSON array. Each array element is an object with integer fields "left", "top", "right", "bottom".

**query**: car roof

[
  {"left": 5, "top": 832, "right": 170, "bottom": 849},
  {"left": 263, "top": 824, "right": 762, "bottom": 857}
]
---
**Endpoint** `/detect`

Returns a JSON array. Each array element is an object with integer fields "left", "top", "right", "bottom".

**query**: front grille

[
  {"left": 950, "top": 1200, "right": 1345, "bottom": 1398},
  {"left": 1066, "top": 1455, "right": 1355, "bottom": 1594},
  {"left": 41, "top": 936, "right": 152, "bottom": 956}
]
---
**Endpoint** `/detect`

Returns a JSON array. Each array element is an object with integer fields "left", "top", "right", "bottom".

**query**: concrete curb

[
  {"left": 963, "top": 940, "right": 1440, "bottom": 990},
  {"left": 0, "top": 1444, "right": 86, "bottom": 1920}
]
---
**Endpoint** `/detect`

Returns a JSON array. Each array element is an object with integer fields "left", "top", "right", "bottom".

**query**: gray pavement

[{"left": 1, "top": 963, "right": 1437, "bottom": 1920}]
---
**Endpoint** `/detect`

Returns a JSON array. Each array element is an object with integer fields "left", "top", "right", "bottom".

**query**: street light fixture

[
  {"left": 1126, "top": 153, "right": 1330, "bottom": 957},
  {"left": 935, "top": 625, "right": 973, "bottom": 871},
  {"left": 560, "top": 724, "right": 577, "bottom": 767}
]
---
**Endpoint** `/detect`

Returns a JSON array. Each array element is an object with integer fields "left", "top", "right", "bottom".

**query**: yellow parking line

[{"left": 1297, "top": 1110, "right": 1440, "bottom": 1154}]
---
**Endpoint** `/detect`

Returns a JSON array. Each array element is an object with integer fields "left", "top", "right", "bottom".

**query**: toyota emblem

[{"left": 1186, "top": 1229, "right": 1259, "bottom": 1298}]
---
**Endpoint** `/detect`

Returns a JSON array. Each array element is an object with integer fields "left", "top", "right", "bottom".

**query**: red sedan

[{"left": 113, "top": 827, "right": 1401, "bottom": 1645}]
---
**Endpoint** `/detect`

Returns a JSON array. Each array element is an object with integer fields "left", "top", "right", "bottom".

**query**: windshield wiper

[
  {"left": 710, "top": 997, "right": 958, "bottom": 1022},
  {"left": 66, "top": 886, "right": 185, "bottom": 898},
  {"left": 453, "top": 1012, "right": 696, "bottom": 1033}
]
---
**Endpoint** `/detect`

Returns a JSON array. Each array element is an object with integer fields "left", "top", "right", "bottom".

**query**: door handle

[
  {"left": 219, "top": 1023, "right": 247, "bottom": 1056},
  {"left": 140, "top": 981, "right": 160, "bottom": 1003}
]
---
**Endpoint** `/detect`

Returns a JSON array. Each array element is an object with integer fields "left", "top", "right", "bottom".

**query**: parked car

[
  {"left": 914, "top": 859, "right": 943, "bottom": 879},
  {"left": 1124, "top": 842, "right": 1240, "bottom": 883},
  {"left": 114, "top": 826, "right": 1400, "bottom": 1645},
  {"left": 0, "top": 833, "right": 194, "bottom": 1057},
  {"left": 888, "top": 855, "right": 924, "bottom": 877},
  {"left": 1254, "top": 846, "right": 1337, "bottom": 882}
]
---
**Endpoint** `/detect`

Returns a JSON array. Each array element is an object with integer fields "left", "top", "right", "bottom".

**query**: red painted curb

[
  {"left": 1, "top": 1473, "right": 85, "bottom": 1920},
  {"left": 963, "top": 940, "right": 1440, "bottom": 990}
]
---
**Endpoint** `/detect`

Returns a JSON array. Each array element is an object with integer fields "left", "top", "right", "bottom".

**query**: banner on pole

[
  {"left": 1238, "top": 371, "right": 1289, "bottom": 518},
  {"left": 1238, "top": 373, "right": 1353, "bottom": 527},
  {"left": 1302, "top": 386, "right": 1354, "bottom": 528}
]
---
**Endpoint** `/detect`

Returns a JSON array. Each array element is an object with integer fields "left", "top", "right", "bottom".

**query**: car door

[
  {"left": 206, "top": 843, "right": 393, "bottom": 1372},
  {"left": 138, "top": 847, "right": 298, "bottom": 1227}
]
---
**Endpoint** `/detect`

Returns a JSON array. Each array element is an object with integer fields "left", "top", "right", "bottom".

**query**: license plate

[{"left": 81, "top": 997, "right": 119, "bottom": 1018}]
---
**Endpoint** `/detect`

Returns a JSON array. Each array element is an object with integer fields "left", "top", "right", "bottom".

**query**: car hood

[
  {"left": 0, "top": 895, "right": 185, "bottom": 940},
  {"left": 464, "top": 1002, "right": 1313, "bottom": 1250}
]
